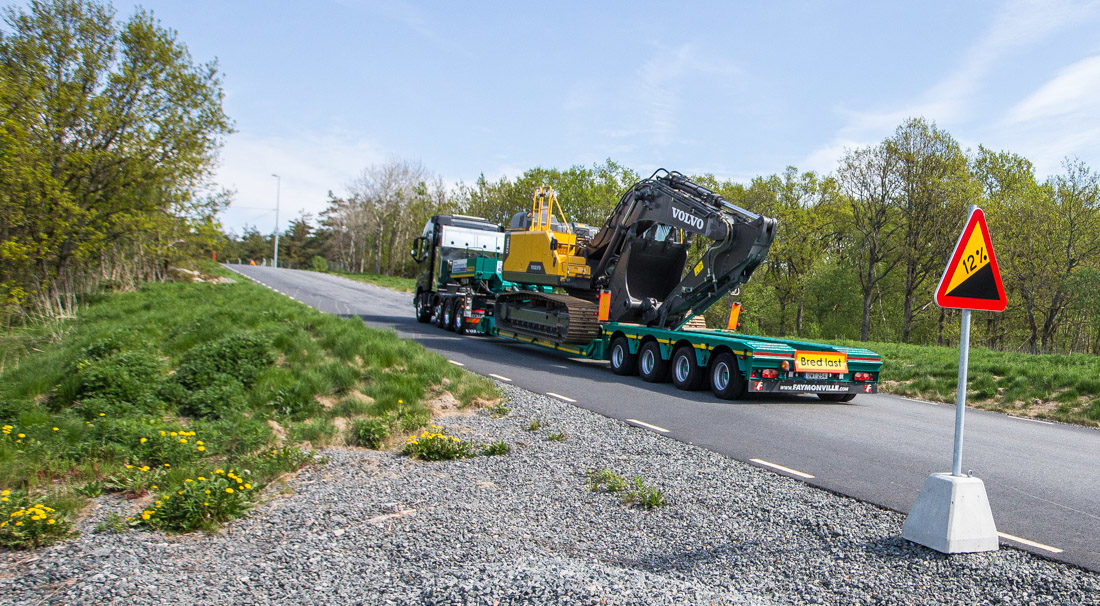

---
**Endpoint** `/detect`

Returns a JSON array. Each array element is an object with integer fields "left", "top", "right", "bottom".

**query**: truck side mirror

[{"left": 410, "top": 236, "right": 428, "bottom": 262}]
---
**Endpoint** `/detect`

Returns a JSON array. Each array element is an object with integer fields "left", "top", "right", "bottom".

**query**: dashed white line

[
  {"left": 997, "top": 532, "right": 1063, "bottom": 553},
  {"left": 1008, "top": 415, "right": 1054, "bottom": 425},
  {"left": 625, "top": 419, "right": 669, "bottom": 433},
  {"left": 546, "top": 392, "right": 576, "bottom": 403},
  {"left": 488, "top": 373, "right": 512, "bottom": 382},
  {"left": 749, "top": 458, "right": 815, "bottom": 479},
  {"left": 448, "top": 360, "right": 465, "bottom": 366}
]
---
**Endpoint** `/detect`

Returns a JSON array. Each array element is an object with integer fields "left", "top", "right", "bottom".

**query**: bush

[
  {"left": 403, "top": 425, "right": 476, "bottom": 461},
  {"left": 310, "top": 256, "right": 328, "bottom": 272},
  {"left": 61, "top": 351, "right": 165, "bottom": 417},
  {"left": 178, "top": 375, "right": 247, "bottom": 419},
  {"left": 349, "top": 418, "right": 392, "bottom": 449},
  {"left": 172, "top": 333, "right": 275, "bottom": 390},
  {"left": 0, "top": 490, "right": 73, "bottom": 548}
]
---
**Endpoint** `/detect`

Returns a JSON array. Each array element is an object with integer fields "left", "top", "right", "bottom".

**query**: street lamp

[{"left": 271, "top": 173, "right": 281, "bottom": 268}]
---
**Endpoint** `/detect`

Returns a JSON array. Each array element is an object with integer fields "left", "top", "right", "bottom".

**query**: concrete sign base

[{"left": 901, "top": 473, "right": 999, "bottom": 553}]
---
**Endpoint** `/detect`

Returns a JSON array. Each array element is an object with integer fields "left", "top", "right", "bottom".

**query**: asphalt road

[{"left": 227, "top": 265, "right": 1100, "bottom": 572}]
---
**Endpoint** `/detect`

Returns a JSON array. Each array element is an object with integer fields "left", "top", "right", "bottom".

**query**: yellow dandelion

[
  {"left": 163, "top": 463, "right": 170, "bottom": 468},
  {"left": 179, "top": 438, "right": 187, "bottom": 444},
  {"left": 215, "top": 469, "right": 224, "bottom": 474},
  {"left": 140, "top": 437, "right": 147, "bottom": 443},
  {"left": 225, "top": 487, "right": 234, "bottom": 494},
  {"left": 52, "top": 427, "right": 59, "bottom": 431},
  {"left": 48, "top": 519, "right": 55, "bottom": 525},
  {"left": 203, "top": 502, "right": 209, "bottom": 506},
  {"left": 204, "top": 489, "right": 210, "bottom": 495},
  {"left": 1, "top": 497, "right": 8, "bottom": 503},
  {"left": 1, "top": 490, "right": 9, "bottom": 496},
  {"left": 197, "top": 476, "right": 207, "bottom": 481},
  {"left": 98, "top": 413, "right": 105, "bottom": 417},
  {"left": 159, "top": 430, "right": 166, "bottom": 436},
  {"left": 244, "top": 483, "right": 251, "bottom": 490},
  {"left": 197, "top": 446, "right": 205, "bottom": 452},
  {"left": 150, "top": 485, "right": 157, "bottom": 490},
  {"left": 141, "top": 513, "right": 150, "bottom": 520},
  {"left": 196, "top": 441, "right": 204, "bottom": 446},
  {"left": 125, "top": 464, "right": 133, "bottom": 469},
  {"left": 17, "top": 433, "right": 25, "bottom": 438},
  {"left": 14, "top": 521, "right": 21, "bottom": 526}
]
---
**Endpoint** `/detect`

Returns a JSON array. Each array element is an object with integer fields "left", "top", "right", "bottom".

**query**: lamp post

[{"left": 271, "top": 173, "right": 281, "bottom": 268}]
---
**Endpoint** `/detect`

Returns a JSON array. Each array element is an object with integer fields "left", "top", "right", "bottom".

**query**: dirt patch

[
  {"left": 346, "top": 390, "right": 374, "bottom": 406},
  {"left": 315, "top": 395, "right": 339, "bottom": 410},
  {"left": 426, "top": 390, "right": 470, "bottom": 418},
  {"left": 267, "top": 420, "right": 287, "bottom": 442},
  {"left": 332, "top": 417, "right": 349, "bottom": 445}
]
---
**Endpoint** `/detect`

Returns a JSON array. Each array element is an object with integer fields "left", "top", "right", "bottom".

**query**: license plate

[{"left": 805, "top": 372, "right": 833, "bottom": 380}]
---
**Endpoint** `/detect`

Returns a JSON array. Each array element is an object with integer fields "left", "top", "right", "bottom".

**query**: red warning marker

[{"left": 935, "top": 208, "right": 1007, "bottom": 312}]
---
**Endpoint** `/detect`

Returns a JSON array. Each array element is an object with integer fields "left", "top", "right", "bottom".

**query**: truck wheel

[
  {"left": 818, "top": 393, "right": 856, "bottom": 402},
  {"left": 709, "top": 352, "right": 746, "bottom": 400},
  {"left": 415, "top": 293, "right": 433, "bottom": 323},
  {"left": 671, "top": 346, "right": 705, "bottom": 390},
  {"left": 638, "top": 341, "right": 669, "bottom": 383},
  {"left": 609, "top": 337, "right": 636, "bottom": 376},
  {"left": 434, "top": 301, "right": 446, "bottom": 328},
  {"left": 443, "top": 300, "right": 455, "bottom": 332},
  {"left": 451, "top": 300, "right": 466, "bottom": 335}
]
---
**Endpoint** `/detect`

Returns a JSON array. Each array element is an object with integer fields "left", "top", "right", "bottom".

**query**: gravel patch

[{"left": 1, "top": 382, "right": 1097, "bottom": 605}]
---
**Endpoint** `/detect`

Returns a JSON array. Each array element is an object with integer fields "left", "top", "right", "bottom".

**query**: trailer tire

[
  {"left": 638, "top": 341, "right": 669, "bottom": 383},
  {"left": 818, "top": 393, "right": 856, "bottom": 402},
  {"left": 609, "top": 337, "right": 636, "bottom": 376},
  {"left": 709, "top": 352, "right": 746, "bottom": 400},
  {"left": 671, "top": 346, "right": 705, "bottom": 390},
  {"left": 451, "top": 299, "right": 466, "bottom": 335}
]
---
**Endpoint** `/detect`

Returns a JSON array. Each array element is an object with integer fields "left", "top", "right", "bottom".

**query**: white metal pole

[
  {"left": 951, "top": 203, "right": 977, "bottom": 477},
  {"left": 272, "top": 174, "right": 281, "bottom": 269}
]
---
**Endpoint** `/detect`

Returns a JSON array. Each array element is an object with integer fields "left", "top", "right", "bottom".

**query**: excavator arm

[{"left": 584, "top": 170, "right": 777, "bottom": 330}]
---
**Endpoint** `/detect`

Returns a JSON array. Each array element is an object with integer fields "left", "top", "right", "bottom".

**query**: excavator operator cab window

[
  {"left": 644, "top": 223, "right": 683, "bottom": 243},
  {"left": 508, "top": 211, "right": 572, "bottom": 234}
]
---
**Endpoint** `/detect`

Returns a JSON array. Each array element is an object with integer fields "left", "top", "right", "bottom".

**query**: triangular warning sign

[{"left": 935, "top": 207, "right": 1007, "bottom": 311}]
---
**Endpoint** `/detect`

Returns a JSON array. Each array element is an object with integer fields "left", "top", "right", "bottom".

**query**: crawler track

[{"left": 495, "top": 291, "right": 600, "bottom": 344}]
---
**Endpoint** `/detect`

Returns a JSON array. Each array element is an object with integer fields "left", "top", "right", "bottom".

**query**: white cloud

[
  {"left": 1004, "top": 55, "right": 1100, "bottom": 124},
  {"left": 215, "top": 131, "right": 386, "bottom": 233},
  {"left": 801, "top": 0, "right": 1097, "bottom": 173}
]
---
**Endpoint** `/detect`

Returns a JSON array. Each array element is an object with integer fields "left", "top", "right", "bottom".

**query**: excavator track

[{"left": 494, "top": 291, "right": 600, "bottom": 345}]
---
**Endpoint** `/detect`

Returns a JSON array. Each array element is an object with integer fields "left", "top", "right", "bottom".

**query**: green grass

[
  {"left": 0, "top": 262, "right": 497, "bottom": 547},
  {"left": 831, "top": 339, "right": 1100, "bottom": 427},
  {"left": 331, "top": 272, "right": 416, "bottom": 292}
]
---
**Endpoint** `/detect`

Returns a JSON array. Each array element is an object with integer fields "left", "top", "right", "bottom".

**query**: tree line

[
  {"left": 235, "top": 119, "right": 1100, "bottom": 355},
  {"left": 0, "top": 0, "right": 231, "bottom": 324}
]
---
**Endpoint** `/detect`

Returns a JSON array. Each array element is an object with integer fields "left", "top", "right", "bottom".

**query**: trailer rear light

[
  {"left": 853, "top": 372, "right": 873, "bottom": 381},
  {"left": 750, "top": 370, "right": 759, "bottom": 378},
  {"left": 761, "top": 369, "right": 779, "bottom": 379},
  {"left": 473, "top": 309, "right": 485, "bottom": 314}
]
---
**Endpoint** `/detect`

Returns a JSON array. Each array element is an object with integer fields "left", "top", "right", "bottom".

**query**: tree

[
  {"left": 837, "top": 143, "right": 904, "bottom": 341},
  {"left": 0, "top": 0, "right": 232, "bottom": 319}
]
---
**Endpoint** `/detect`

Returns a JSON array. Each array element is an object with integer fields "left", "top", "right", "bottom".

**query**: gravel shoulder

[{"left": 2, "top": 382, "right": 1097, "bottom": 605}]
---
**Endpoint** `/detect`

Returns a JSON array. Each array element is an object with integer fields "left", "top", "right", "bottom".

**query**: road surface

[{"left": 227, "top": 265, "right": 1100, "bottom": 572}]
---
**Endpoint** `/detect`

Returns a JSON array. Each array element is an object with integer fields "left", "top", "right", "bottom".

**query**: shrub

[
  {"left": 0, "top": 490, "right": 73, "bottom": 549},
  {"left": 481, "top": 440, "right": 510, "bottom": 456},
  {"left": 172, "top": 333, "right": 274, "bottom": 390},
  {"left": 403, "top": 425, "right": 476, "bottom": 461},
  {"left": 178, "top": 376, "right": 247, "bottom": 419},
  {"left": 349, "top": 418, "right": 392, "bottom": 449},
  {"left": 138, "top": 469, "right": 254, "bottom": 532},
  {"left": 62, "top": 351, "right": 165, "bottom": 416},
  {"left": 310, "top": 256, "right": 328, "bottom": 272}
]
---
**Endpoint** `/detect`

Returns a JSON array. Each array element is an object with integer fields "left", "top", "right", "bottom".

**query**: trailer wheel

[
  {"left": 608, "top": 337, "right": 636, "bottom": 376},
  {"left": 818, "top": 393, "right": 856, "bottom": 402},
  {"left": 638, "top": 341, "right": 669, "bottom": 383},
  {"left": 415, "top": 292, "right": 433, "bottom": 323},
  {"left": 709, "top": 352, "right": 746, "bottom": 400},
  {"left": 671, "top": 346, "right": 705, "bottom": 390},
  {"left": 442, "top": 300, "right": 456, "bottom": 332},
  {"left": 451, "top": 299, "right": 466, "bottom": 335}
]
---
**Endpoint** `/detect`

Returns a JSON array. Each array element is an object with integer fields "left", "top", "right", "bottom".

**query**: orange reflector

[
  {"left": 726, "top": 303, "right": 741, "bottom": 331},
  {"left": 598, "top": 291, "right": 611, "bottom": 321}
]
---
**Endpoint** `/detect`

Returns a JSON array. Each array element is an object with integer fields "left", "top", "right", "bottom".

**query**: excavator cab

[{"left": 501, "top": 187, "right": 592, "bottom": 287}]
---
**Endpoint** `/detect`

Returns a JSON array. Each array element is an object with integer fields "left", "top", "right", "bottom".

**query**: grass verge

[
  {"left": 331, "top": 272, "right": 416, "bottom": 292},
  {"left": 831, "top": 339, "right": 1100, "bottom": 427},
  {"left": 0, "top": 262, "right": 497, "bottom": 547}
]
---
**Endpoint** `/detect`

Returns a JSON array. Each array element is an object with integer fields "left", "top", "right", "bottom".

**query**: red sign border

[{"left": 935, "top": 208, "right": 1007, "bottom": 311}]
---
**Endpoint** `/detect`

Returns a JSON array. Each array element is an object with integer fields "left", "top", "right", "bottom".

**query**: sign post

[{"left": 901, "top": 205, "right": 1006, "bottom": 554}]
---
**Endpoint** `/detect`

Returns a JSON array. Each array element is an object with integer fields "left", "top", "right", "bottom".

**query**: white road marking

[
  {"left": 749, "top": 458, "right": 815, "bottom": 479},
  {"left": 997, "top": 532, "right": 1063, "bottom": 553},
  {"left": 448, "top": 360, "right": 465, "bottom": 366},
  {"left": 625, "top": 419, "right": 669, "bottom": 433},
  {"left": 551, "top": 364, "right": 568, "bottom": 369},
  {"left": 488, "top": 373, "right": 512, "bottom": 382},
  {"left": 1008, "top": 415, "right": 1054, "bottom": 425},
  {"left": 546, "top": 392, "right": 576, "bottom": 403}
]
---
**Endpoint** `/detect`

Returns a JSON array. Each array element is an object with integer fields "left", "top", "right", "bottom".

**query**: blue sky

[{"left": 106, "top": 1, "right": 1100, "bottom": 233}]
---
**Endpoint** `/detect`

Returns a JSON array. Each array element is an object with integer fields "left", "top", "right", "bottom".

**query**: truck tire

[
  {"left": 671, "top": 346, "right": 705, "bottom": 390},
  {"left": 434, "top": 301, "right": 446, "bottom": 328},
  {"left": 451, "top": 299, "right": 466, "bottom": 335},
  {"left": 415, "top": 292, "right": 433, "bottom": 323},
  {"left": 709, "top": 352, "right": 746, "bottom": 400},
  {"left": 608, "top": 337, "right": 636, "bottom": 376},
  {"left": 638, "top": 341, "right": 669, "bottom": 383},
  {"left": 818, "top": 393, "right": 856, "bottom": 402},
  {"left": 442, "top": 300, "right": 456, "bottom": 332}
]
